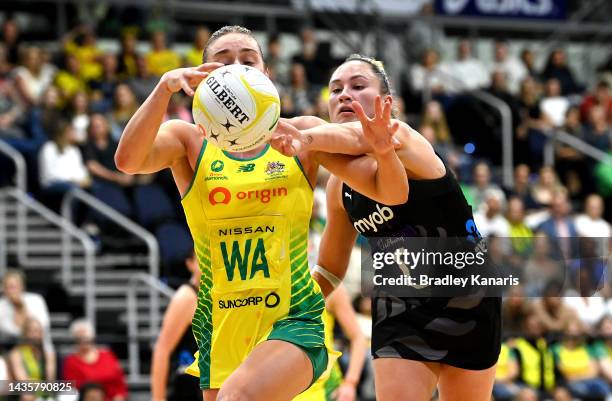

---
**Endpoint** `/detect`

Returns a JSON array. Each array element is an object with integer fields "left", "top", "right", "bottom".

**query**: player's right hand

[{"left": 161, "top": 63, "right": 224, "bottom": 96}]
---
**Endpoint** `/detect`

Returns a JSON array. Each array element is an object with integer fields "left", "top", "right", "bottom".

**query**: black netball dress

[{"left": 342, "top": 166, "right": 501, "bottom": 370}]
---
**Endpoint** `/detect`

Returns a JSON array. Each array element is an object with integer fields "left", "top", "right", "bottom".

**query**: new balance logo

[
  {"left": 353, "top": 204, "right": 394, "bottom": 233},
  {"left": 237, "top": 163, "right": 255, "bottom": 173}
]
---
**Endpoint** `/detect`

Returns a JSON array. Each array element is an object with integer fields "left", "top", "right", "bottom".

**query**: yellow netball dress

[{"left": 182, "top": 141, "right": 328, "bottom": 390}]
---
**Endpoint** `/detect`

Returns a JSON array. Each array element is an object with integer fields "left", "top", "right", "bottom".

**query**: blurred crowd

[
  {"left": 0, "top": 11, "right": 611, "bottom": 401},
  {"left": 0, "top": 270, "right": 128, "bottom": 401}
]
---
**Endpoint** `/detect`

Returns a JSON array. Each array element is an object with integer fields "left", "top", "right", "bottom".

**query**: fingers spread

[
  {"left": 383, "top": 98, "right": 392, "bottom": 122},
  {"left": 374, "top": 95, "right": 383, "bottom": 119},
  {"left": 352, "top": 101, "right": 369, "bottom": 125}
]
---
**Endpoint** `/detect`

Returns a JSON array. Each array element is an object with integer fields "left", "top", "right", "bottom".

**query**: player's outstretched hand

[
  {"left": 353, "top": 96, "right": 400, "bottom": 155},
  {"left": 162, "top": 63, "right": 224, "bottom": 96},
  {"left": 269, "top": 120, "right": 309, "bottom": 156}
]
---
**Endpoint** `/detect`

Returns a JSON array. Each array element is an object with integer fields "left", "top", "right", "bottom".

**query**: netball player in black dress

[{"left": 308, "top": 55, "right": 501, "bottom": 401}]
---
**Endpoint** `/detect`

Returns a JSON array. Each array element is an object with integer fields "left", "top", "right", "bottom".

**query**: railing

[
  {"left": 0, "top": 188, "right": 97, "bottom": 325},
  {"left": 423, "top": 70, "right": 514, "bottom": 187},
  {"left": 0, "top": 141, "right": 27, "bottom": 193},
  {"left": 543, "top": 129, "right": 612, "bottom": 167},
  {"left": 126, "top": 273, "right": 175, "bottom": 382},
  {"left": 61, "top": 188, "right": 161, "bottom": 336},
  {"left": 0, "top": 142, "right": 28, "bottom": 264}
]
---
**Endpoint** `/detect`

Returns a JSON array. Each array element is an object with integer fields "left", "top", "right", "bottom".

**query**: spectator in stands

[
  {"left": 540, "top": 78, "right": 570, "bottom": 128},
  {"left": 501, "top": 285, "right": 532, "bottom": 336},
  {"left": 446, "top": 39, "right": 489, "bottom": 91},
  {"left": 506, "top": 197, "right": 533, "bottom": 258},
  {"left": 0, "top": 67, "right": 26, "bottom": 139},
  {"left": 127, "top": 55, "right": 157, "bottom": 104},
  {"left": 109, "top": 83, "right": 139, "bottom": 140},
  {"left": 117, "top": 31, "right": 139, "bottom": 80},
  {"left": 62, "top": 25, "right": 103, "bottom": 83},
  {"left": 145, "top": 30, "right": 181, "bottom": 77},
  {"left": 421, "top": 100, "right": 451, "bottom": 145},
  {"left": 66, "top": 90, "right": 90, "bottom": 145},
  {"left": 474, "top": 188, "right": 510, "bottom": 238},
  {"left": 520, "top": 48, "right": 539, "bottom": 79},
  {"left": 592, "top": 315, "right": 612, "bottom": 383},
  {"left": 38, "top": 120, "right": 91, "bottom": 208},
  {"left": 515, "top": 77, "right": 549, "bottom": 168},
  {"left": 532, "top": 281, "right": 581, "bottom": 337},
  {"left": 164, "top": 93, "right": 192, "bottom": 122},
  {"left": 564, "top": 280, "right": 608, "bottom": 329},
  {"left": 265, "top": 32, "right": 289, "bottom": 87},
  {"left": 291, "top": 27, "right": 332, "bottom": 87},
  {"left": 55, "top": 53, "right": 87, "bottom": 103},
  {"left": 583, "top": 105, "right": 611, "bottom": 152},
  {"left": 285, "top": 62, "right": 317, "bottom": 116},
  {"left": 488, "top": 40, "right": 527, "bottom": 95},
  {"left": 410, "top": 48, "right": 449, "bottom": 98},
  {"left": 85, "top": 113, "right": 134, "bottom": 188},
  {"left": 556, "top": 106, "right": 588, "bottom": 198},
  {"left": 0, "top": 269, "right": 51, "bottom": 347},
  {"left": 90, "top": 53, "right": 120, "bottom": 113},
  {"left": 531, "top": 166, "right": 565, "bottom": 207},
  {"left": 581, "top": 80, "right": 611, "bottom": 124},
  {"left": 13, "top": 46, "right": 56, "bottom": 108},
  {"left": 553, "top": 321, "right": 609, "bottom": 401},
  {"left": 184, "top": 25, "right": 210, "bottom": 68},
  {"left": 62, "top": 319, "right": 128, "bottom": 401},
  {"left": 403, "top": 2, "right": 444, "bottom": 65},
  {"left": 1, "top": 18, "right": 21, "bottom": 66},
  {"left": 465, "top": 161, "right": 503, "bottom": 211},
  {"left": 575, "top": 194, "right": 611, "bottom": 256},
  {"left": 492, "top": 342, "right": 519, "bottom": 401},
  {"left": 78, "top": 382, "right": 107, "bottom": 401},
  {"left": 504, "top": 164, "right": 539, "bottom": 211},
  {"left": 515, "top": 387, "right": 539, "bottom": 401},
  {"left": 523, "top": 232, "right": 563, "bottom": 297},
  {"left": 486, "top": 70, "right": 522, "bottom": 129},
  {"left": 551, "top": 386, "right": 574, "bottom": 401},
  {"left": 8, "top": 317, "right": 56, "bottom": 388},
  {"left": 0, "top": 43, "right": 11, "bottom": 76},
  {"left": 27, "top": 85, "right": 62, "bottom": 145},
  {"left": 537, "top": 189, "right": 579, "bottom": 262},
  {"left": 513, "top": 313, "right": 556, "bottom": 395},
  {"left": 540, "top": 49, "right": 581, "bottom": 95}
]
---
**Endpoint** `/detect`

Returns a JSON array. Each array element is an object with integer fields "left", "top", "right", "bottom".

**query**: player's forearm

[
  {"left": 115, "top": 81, "right": 172, "bottom": 173},
  {"left": 302, "top": 122, "right": 371, "bottom": 155},
  {"left": 150, "top": 348, "right": 170, "bottom": 401},
  {"left": 345, "top": 336, "right": 367, "bottom": 387},
  {"left": 372, "top": 149, "right": 408, "bottom": 205}
]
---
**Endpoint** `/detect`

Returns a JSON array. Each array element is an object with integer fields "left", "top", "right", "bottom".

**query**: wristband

[{"left": 312, "top": 264, "right": 342, "bottom": 289}]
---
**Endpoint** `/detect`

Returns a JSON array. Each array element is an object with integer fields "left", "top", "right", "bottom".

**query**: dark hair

[
  {"left": 78, "top": 382, "right": 106, "bottom": 401},
  {"left": 203, "top": 25, "right": 263, "bottom": 63},
  {"left": 344, "top": 54, "right": 391, "bottom": 96},
  {"left": 341, "top": 54, "right": 397, "bottom": 118}
]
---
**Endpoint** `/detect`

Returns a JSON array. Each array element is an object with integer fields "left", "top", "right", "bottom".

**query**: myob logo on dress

[{"left": 353, "top": 204, "right": 394, "bottom": 233}]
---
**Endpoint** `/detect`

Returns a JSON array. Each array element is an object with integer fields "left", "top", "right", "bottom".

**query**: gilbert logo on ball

[{"left": 192, "top": 64, "right": 281, "bottom": 152}]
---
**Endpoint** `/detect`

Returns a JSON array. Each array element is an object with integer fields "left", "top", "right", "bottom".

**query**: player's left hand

[
  {"left": 269, "top": 120, "right": 308, "bottom": 156},
  {"left": 331, "top": 382, "right": 357, "bottom": 401},
  {"left": 353, "top": 96, "right": 400, "bottom": 156}
]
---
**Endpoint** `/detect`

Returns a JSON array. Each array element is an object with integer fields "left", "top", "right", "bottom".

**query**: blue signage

[{"left": 435, "top": 0, "right": 566, "bottom": 20}]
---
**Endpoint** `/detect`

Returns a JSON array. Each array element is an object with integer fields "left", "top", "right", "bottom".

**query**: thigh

[
  {"left": 217, "top": 339, "right": 313, "bottom": 401},
  {"left": 203, "top": 389, "right": 219, "bottom": 401},
  {"left": 373, "top": 358, "right": 440, "bottom": 401},
  {"left": 438, "top": 363, "right": 496, "bottom": 401}
]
